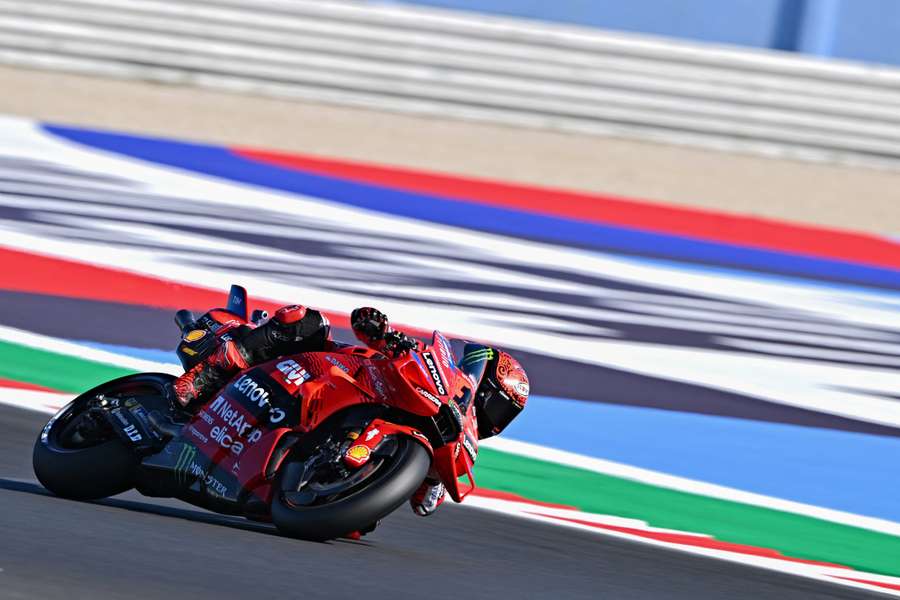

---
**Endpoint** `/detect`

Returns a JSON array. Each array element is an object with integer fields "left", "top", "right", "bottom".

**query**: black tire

[
  {"left": 32, "top": 373, "right": 173, "bottom": 500},
  {"left": 271, "top": 437, "right": 430, "bottom": 541}
]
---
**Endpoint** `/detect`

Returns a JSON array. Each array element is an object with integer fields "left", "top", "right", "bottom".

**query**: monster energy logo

[
  {"left": 460, "top": 348, "right": 494, "bottom": 366},
  {"left": 174, "top": 444, "right": 198, "bottom": 486}
]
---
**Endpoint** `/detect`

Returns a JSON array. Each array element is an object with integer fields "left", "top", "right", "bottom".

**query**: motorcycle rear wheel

[
  {"left": 32, "top": 373, "right": 173, "bottom": 500},
  {"left": 271, "top": 436, "right": 430, "bottom": 541}
]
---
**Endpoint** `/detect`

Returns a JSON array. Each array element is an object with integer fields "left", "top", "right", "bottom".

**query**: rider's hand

[
  {"left": 383, "top": 331, "right": 419, "bottom": 357},
  {"left": 351, "top": 307, "right": 388, "bottom": 341}
]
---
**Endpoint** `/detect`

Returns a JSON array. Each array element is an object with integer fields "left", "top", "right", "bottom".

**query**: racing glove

[
  {"left": 351, "top": 307, "right": 388, "bottom": 343},
  {"left": 351, "top": 307, "right": 421, "bottom": 358},
  {"left": 410, "top": 478, "right": 446, "bottom": 516},
  {"left": 382, "top": 330, "right": 420, "bottom": 357}
]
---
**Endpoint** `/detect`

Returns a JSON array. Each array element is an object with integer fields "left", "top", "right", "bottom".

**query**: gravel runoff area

[{"left": 2, "top": 65, "right": 898, "bottom": 236}]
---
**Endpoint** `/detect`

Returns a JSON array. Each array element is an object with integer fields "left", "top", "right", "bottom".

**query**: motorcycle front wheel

[{"left": 271, "top": 435, "right": 430, "bottom": 541}]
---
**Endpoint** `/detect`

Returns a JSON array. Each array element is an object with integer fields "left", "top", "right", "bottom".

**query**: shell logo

[
  {"left": 183, "top": 329, "right": 207, "bottom": 342},
  {"left": 346, "top": 445, "right": 371, "bottom": 461}
]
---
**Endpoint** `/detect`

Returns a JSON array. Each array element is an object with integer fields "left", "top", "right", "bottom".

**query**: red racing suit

[{"left": 172, "top": 305, "right": 446, "bottom": 519}]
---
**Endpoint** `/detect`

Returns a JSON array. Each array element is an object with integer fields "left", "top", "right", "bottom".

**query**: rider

[{"left": 172, "top": 304, "right": 529, "bottom": 520}]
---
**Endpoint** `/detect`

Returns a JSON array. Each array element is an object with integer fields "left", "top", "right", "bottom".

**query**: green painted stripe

[
  {"left": 0, "top": 340, "right": 137, "bottom": 392},
  {"left": 475, "top": 447, "right": 900, "bottom": 578}
]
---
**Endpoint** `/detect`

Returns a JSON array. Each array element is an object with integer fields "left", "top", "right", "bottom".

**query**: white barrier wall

[{"left": 2, "top": 0, "right": 900, "bottom": 168}]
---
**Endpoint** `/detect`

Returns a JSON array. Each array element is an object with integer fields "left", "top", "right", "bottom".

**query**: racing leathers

[{"left": 171, "top": 305, "right": 445, "bottom": 519}]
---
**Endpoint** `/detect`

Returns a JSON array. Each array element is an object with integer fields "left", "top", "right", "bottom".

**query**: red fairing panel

[
  {"left": 191, "top": 329, "right": 482, "bottom": 507},
  {"left": 260, "top": 350, "right": 445, "bottom": 434},
  {"left": 344, "top": 418, "right": 434, "bottom": 469}
]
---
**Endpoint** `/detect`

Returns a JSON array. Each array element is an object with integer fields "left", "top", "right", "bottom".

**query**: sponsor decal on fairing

[
  {"left": 232, "top": 374, "right": 286, "bottom": 423},
  {"left": 364, "top": 365, "right": 388, "bottom": 398},
  {"left": 233, "top": 374, "right": 271, "bottom": 406},
  {"left": 183, "top": 329, "right": 206, "bottom": 342},
  {"left": 422, "top": 352, "right": 447, "bottom": 396},
  {"left": 345, "top": 444, "right": 372, "bottom": 466},
  {"left": 122, "top": 424, "right": 142, "bottom": 442},
  {"left": 462, "top": 435, "right": 478, "bottom": 461},
  {"left": 436, "top": 334, "right": 457, "bottom": 372},
  {"left": 113, "top": 409, "right": 129, "bottom": 426},
  {"left": 208, "top": 395, "right": 263, "bottom": 455},
  {"left": 325, "top": 355, "right": 350, "bottom": 374},
  {"left": 416, "top": 386, "right": 442, "bottom": 407},
  {"left": 188, "top": 425, "right": 209, "bottom": 444},
  {"left": 448, "top": 399, "right": 463, "bottom": 426},
  {"left": 275, "top": 359, "right": 310, "bottom": 387},
  {"left": 174, "top": 444, "right": 198, "bottom": 485},
  {"left": 202, "top": 470, "right": 228, "bottom": 496}
]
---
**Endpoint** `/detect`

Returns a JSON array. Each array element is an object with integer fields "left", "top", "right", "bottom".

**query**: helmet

[{"left": 460, "top": 345, "right": 529, "bottom": 438}]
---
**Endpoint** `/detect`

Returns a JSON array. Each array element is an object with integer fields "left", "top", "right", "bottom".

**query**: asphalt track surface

[{"left": 0, "top": 405, "right": 888, "bottom": 600}]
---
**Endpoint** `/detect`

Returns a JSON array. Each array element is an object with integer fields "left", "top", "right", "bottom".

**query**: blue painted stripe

[
  {"left": 44, "top": 125, "right": 900, "bottom": 289},
  {"left": 505, "top": 395, "right": 900, "bottom": 522}
]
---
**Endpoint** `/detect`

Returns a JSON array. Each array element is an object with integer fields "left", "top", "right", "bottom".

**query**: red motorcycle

[{"left": 33, "top": 286, "right": 484, "bottom": 540}]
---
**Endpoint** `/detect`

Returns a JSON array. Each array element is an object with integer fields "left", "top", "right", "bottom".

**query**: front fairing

[{"left": 419, "top": 332, "right": 480, "bottom": 501}]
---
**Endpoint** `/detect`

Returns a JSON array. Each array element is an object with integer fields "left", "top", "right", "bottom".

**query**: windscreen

[{"left": 454, "top": 342, "right": 495, "bottom": 411}]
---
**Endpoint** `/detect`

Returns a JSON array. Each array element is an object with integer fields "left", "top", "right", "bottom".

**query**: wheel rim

[{"left": 281, "top": 436, "right": 403, "bottom": 508}]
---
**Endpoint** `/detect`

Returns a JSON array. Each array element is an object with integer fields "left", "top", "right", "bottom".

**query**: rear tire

[
  {"left": 33, "top": 373, "right": 173, "bottom": 500},
  {"left": 33, "top": 436, "right": 138, "bottom": 500},
  {"left": 271, "top": 437, "right": 430, "bottom": 541}
]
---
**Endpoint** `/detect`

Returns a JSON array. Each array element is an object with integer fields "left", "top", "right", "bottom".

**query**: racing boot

[
  {"left": 172, "top": 339, "right": 250, "bottom": 409},
  {"left": 410, "top": 478, "right": 446, "bottom": 516}
]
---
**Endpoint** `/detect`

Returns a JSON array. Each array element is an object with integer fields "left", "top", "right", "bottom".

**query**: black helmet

[{"left": 459, "top": 345, "right": 529, "bottom": 439}]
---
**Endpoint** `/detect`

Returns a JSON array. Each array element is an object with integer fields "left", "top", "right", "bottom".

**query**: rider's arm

[
  {"left": 350, "top": 307, "right": 422, "bottom": 358},
  {"left": 240, "top": 305, "right": 332, "bottom": 362}
]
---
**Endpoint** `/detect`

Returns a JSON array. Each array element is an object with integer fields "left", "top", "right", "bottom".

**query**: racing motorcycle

[{"left": 33, "top": 286, "right": 482, "bottom": 540}]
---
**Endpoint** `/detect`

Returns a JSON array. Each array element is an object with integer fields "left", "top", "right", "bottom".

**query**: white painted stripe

[
  {"left": 0, "top": 387, "right": 72, "bottom": 414},
  {"left": 0, "top": 324, "right": 182, "bottom": 375},
  {"left": 481, "top": 437, "right": 900, "bottom": 537}
]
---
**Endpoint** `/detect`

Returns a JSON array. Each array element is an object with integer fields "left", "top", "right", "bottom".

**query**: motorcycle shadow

[{"left": 0, "top": 478, "right": 370, "bottom": 546}]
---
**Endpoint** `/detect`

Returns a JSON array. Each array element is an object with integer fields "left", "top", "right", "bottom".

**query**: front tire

[{"left": 271, "top": 437, "right": 430, "bottom": 541}]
